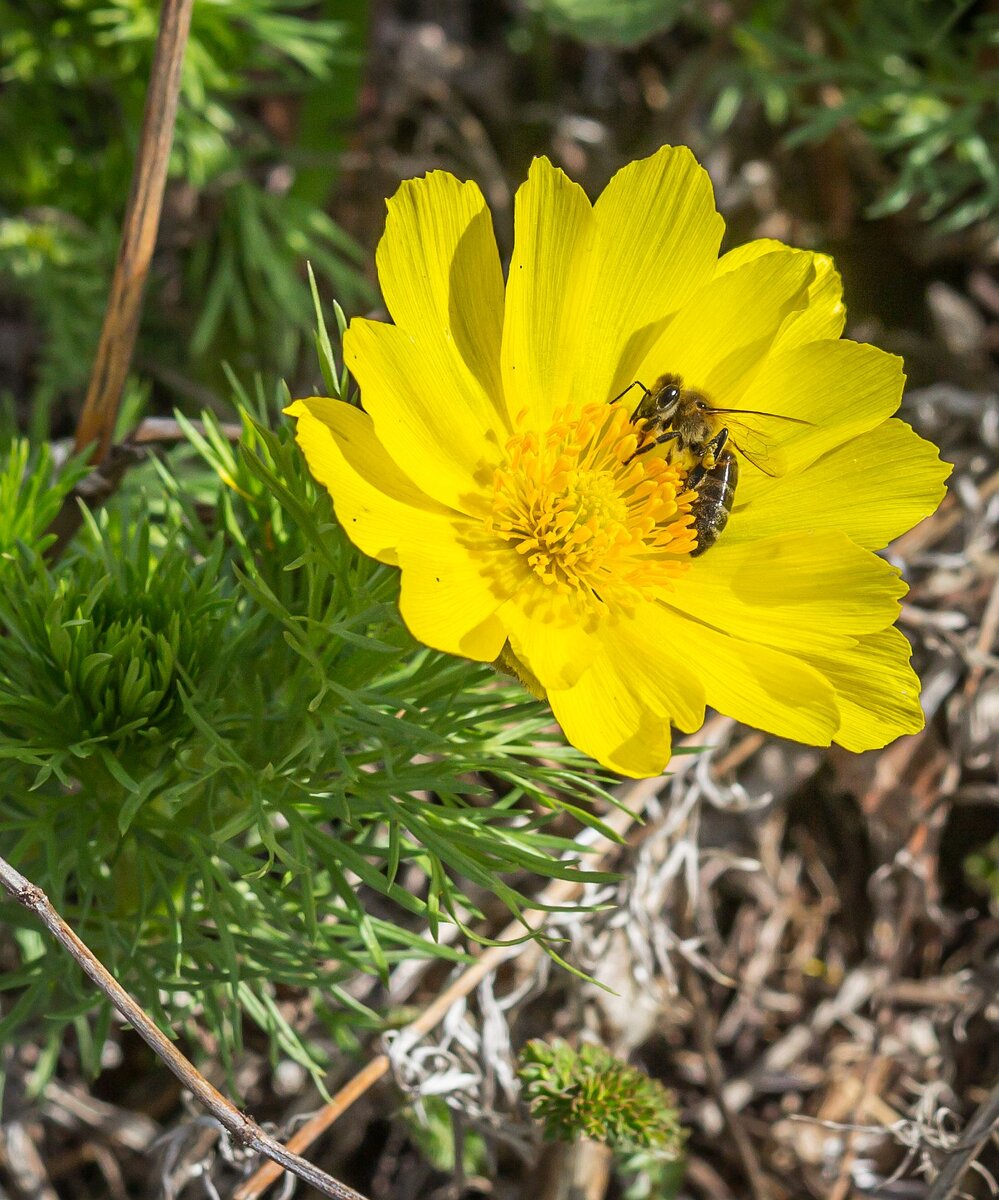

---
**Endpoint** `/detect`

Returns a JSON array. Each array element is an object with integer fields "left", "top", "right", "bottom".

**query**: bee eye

[{"left": 665, "top": 387, "right": 680, "bottom": 403}]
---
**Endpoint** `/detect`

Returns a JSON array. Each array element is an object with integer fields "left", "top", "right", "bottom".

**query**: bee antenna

[{"left": 611, "top": 380, "right": 650, "bottom": 406}]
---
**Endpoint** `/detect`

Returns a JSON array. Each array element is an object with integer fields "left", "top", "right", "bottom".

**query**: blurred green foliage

[
  {"left": 735, "top": 0, "right": 999, "bottom": 233},
  {"left": 0, "top": 0, "right": 372, "bottom": 436},
  {"left": 0, "top": 215, "right": 118, "bottom": 437},
  {"left": 537, "top": 0, "right": 999, "bottom": 239},
  {"left": 404, "top": 1096, "right": 490, "bottom": 1180},
  {"left": 532, "top": 0, "right": 685, "bottom": 46},
  {"left": 966, "top": 835, "right": 999, "bottom": 909}
]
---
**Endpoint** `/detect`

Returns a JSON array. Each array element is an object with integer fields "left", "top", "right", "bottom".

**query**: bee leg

[
  {"left": 687, "top": 429, "right": 729, "bottom": 488},
  {"left": 628, "top": 429, "right": 680, "bottom": 464},
  {"left": 702, "top": 428, "right": 730, "bottom": 470}
]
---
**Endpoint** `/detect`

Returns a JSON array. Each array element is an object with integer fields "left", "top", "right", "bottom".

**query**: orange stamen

[{"left": 487, "top": 404, "right": 697, "bottom": 604}]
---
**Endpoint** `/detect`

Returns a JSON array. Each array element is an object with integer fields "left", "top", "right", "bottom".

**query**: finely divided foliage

[{"left": 0, "top": 372, "right": 616, "bottom": 1083}]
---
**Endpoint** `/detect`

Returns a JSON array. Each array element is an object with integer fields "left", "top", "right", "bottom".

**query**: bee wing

[
  {"left": 715, "top": 410, "right": 814, "bottom": 478},
  {"left": 722, "top": 417, "right": 785, "bottom": 477}
]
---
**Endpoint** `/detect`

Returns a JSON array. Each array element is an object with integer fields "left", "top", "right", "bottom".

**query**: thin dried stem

[
  {"left": 235, "top": 724, "right": 730, "bottom": 1199},
  {"left": 74, "top": 0, "right": 193, "bottom": 461},
  {"left": 681, "top": 955, "right": 775, "bottom": 1200},
  {"left": 923, "top": 1080, "right": 999, "bottom": 1200},
  {"left": 46, "top": 0, "right": 194, "bottom": 560},
  {"left": 0, "top": 853, "right": 369, "bottom": 1200}
]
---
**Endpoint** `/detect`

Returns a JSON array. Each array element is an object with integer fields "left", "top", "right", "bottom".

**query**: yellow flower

[{"left": 287, "top": 147, "right": 949, "bottom": 778}]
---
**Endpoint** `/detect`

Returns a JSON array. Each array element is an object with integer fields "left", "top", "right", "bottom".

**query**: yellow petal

[
  {"left": 397, "top": 520, "right": 521, "bottom": 662},
  {"left": 653, "top": 604, "right": 840, "bottom": 744},
  {"left": 377, "top": 172, "right": 506, "bottom": 408},
  {"left": 730, "top": 418, "right": 951, "bottom": 549},
  {"left": 549, "top": 651, "right": 675, "bottom": 778},
  {"left": 599, "top": 605, "right": 708, "bottom": 733},
  {"left": 715, "top": 238, "right": 788, "bottom": 275},
  {"left": 344, "top": 319, "right": 501, "bottom": 513},
  {"left": 807, "top": 628, "right": 924, "bottom": 751},
  {"left": 636, "top": 249, "right": 815, "bottom": 405},
  {"left": 287, "top": 397, "right": 450, "bottom": 565},
  {"left": 542, "top": 602, "right": 711, "bottom": 776},
  {"left": 550, "top": 590, "right": 841, "bottom": 776},
  {"left": 500, "top": 157, "right": 597, "bottom": 428},
  {"left": 503, "top": 598, "right": 707, "bottom": 730},
  {"left": 287, "top": 397, "right": 515, "bottom": 661},
  {"left": 717, "top": 241, "right": 846, "bottom": 347},
  {"left": 777, "top": 252, "right": 846, "bottom": 347},
  {"left": 576, "top": 146, "right": 724, "bottom": 406},
  {"left": 734, "top": 339, "right": 905, "bottom": 499},
  {"left": 346, "top": 171, "right": 508, "bottom": 511},
  {"left": 500, "top": 587, "right": 602, "bottom": 690},
  {"left": 667, "top": 531, "right": 906, "bottom": 654}
]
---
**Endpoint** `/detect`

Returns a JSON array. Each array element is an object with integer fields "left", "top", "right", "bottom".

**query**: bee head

[{"left": 652, "top": 374, "right": 683, "bottom": 418}]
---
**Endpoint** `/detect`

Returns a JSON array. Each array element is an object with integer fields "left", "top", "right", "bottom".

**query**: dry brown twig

[
  {"left": 234, "top": 721, "right": 734, "bottom": 1200},
  {"left": 231, "top": 854, "right": 616, "bottom": 1199},
  {"left": 679, "top": 918, "right": 775, "bottom": 1200},
  {"left": 45, "top": 0, "right": 196, "bottom": 560},
  {"left": 923, "top": 1079, "right": 999, "bottom": 1200},
  {"left": 0, "top": 853, "right": 369, "bottom": 1200},
  {"left": 74, "top": 0, "right": 192, "bottom": 462}
]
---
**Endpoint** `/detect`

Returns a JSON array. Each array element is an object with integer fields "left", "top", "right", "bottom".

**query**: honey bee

[{"left": 614, "top": 373, "right": 811, "bottom": 556}]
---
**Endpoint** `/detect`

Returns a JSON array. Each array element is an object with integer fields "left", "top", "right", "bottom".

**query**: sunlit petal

[
  {"left": 292, "top": 148, "right": 947, "bottom": 777},
  {"left": 730, "top": 419, "right": 951, "bottom": 549},
  {"left": 667, "top": 531, "right": 907, "bottom": 653},
  {"left": 501, "top": 157, "right": 597, "bottom": 428}
]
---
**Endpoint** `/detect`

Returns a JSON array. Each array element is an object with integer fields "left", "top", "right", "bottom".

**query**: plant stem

[
  {"left": 0, "top": 852, "right": 370, "bottom": 1200},
  {"left": 232, "top": 725, "right": 731, "bottom": 1199},
  {"left": 74, "top": 0, "right": 194, "bottom": 463},
  {"left": 923, "top": 1080, "right": 999, "bottom": 1200},
  {"left": 45, "top": 0, "right": 195, "bottom": 562}
]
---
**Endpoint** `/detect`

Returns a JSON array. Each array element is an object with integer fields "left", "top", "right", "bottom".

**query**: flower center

[{"left": 487, "top": 403, "right": 697, "bottom": 604}]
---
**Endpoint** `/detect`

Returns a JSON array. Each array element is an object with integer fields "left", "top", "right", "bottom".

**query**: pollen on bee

[{"left": 486, "top": 403, "right": 697, "bottom": 602}]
